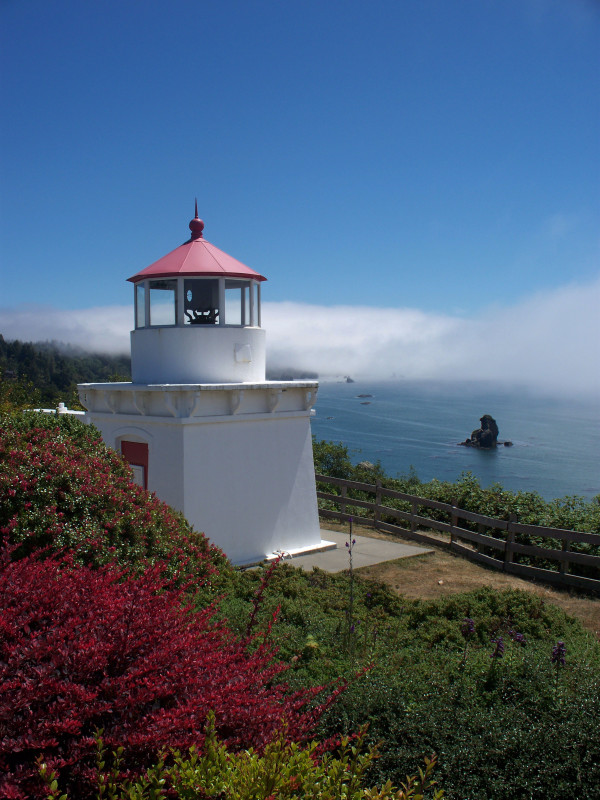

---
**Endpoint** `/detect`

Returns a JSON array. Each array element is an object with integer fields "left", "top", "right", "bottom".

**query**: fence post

[
  {"left": 476, "top": 522, "right": 486, "bottom": 553},
  {"left": 410, "top": 498, "right": 418, "bottom": 534},
  {"left": 374, "top": 480, "right": 382, "bottom": 530},
  {"left": 451, "top": 497, "right": 458, "bottom": 546},
  {"left": 560, "top": 538, "right": 571, "bottom": 576},
  {"left": 340, "top": 484, "right": 347, "bottom": 518},
  {"left": 505, "top": 515, "right": 517, "bottom": 571}
]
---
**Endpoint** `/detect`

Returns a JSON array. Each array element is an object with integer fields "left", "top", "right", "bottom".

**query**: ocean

[{"left": 309, "top": 380, "right": 599, "bottom": 502}]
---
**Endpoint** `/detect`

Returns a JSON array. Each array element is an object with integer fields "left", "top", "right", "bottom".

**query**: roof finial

[{"left": 189, "top": 198, "right": 204, "bottom": 240}]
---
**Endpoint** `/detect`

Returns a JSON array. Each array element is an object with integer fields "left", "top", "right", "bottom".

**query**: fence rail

[{"left": 315, "top": 474, "right": 600, "bottom": 593}]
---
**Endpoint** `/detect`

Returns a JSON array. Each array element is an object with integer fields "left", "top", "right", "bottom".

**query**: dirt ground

[{"left": 321, "top": 520, "right": 600, "bottom": 640}]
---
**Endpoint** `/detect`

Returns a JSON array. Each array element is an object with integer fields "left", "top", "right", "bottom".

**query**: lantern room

[
  {"left": 132, "top": 275, "right": 262, "bottom": 329},
  {"left": 127, "top": 206, "right": 267, "bottom": 385}
]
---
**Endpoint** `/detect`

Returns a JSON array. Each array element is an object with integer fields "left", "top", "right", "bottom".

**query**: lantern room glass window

[
  {"left": 254, "top": 282, "right": 261, "bottom": 327},
  {"left": 149, "top": 280, "right": 177, "bottom": 326},
  {"left": 184, "top": 278, "right": 219, "bottom": 325},
  {"left": 135, "top": 284, "right": 146, "bottom": 328},
  {"left": 225, "top": 280, "right": 250, "bottom": 326},
  {"left": 134, "top": 277, "right": 261, "bottom": 328}
]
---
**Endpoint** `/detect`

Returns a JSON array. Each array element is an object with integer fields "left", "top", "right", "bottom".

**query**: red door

[{"left": 120, "top": 440, "right": 149, "bottom": 490}]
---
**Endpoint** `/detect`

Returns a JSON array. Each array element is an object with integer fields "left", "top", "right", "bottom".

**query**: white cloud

[
  {"left": 1, "top": 275, "right": 599, "bottom": 396},
  {"left": 0, "top": 304, "right": 132, "bottom": 354},
  {"left": 263, "top": 303, "right": 461, "bottom": 379},
  {"left": 264, "top": 276, "right": 600, "bottom": 396}
]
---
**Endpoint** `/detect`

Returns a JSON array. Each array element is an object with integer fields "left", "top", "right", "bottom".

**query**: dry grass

[{"left": 321, "top": 519, "right": 600, "bottom": 640}]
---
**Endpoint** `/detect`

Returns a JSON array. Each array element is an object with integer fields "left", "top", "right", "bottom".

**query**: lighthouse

[{"left": 78, "top": 206, "right": 331, "bottom": 565}]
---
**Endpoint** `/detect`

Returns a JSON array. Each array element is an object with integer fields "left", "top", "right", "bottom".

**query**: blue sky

[{"left": 1, "top": 0, "right": 599, "bottom": 393}]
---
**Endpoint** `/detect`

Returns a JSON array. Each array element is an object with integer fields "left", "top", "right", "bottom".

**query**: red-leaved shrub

[
  {"left": 0, "top": 412, "right": 228, "bottom": 588},
  {"left": 0, "top": 548, "right": 336, "bottom": 799}
]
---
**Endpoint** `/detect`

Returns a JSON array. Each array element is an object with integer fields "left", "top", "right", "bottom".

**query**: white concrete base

[
  {"left": 78, "top": 380, "right": 321, "bottom": 566},
  {"left": 263, "top": 538, "right": 337, "bottom": 565},
  {"left": 278, "top": 530, "right": 434, "bottom": 573}
]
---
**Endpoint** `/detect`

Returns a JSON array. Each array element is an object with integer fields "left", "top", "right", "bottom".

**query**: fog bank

[
  {"left": 1, "top": 275, "right": 598, "bottom": 397},
  {"left": 265, "top": 276, "right": 600, "bottom": 396}
]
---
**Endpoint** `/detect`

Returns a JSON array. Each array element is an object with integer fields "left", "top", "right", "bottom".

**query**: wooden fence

[{"left": 315, "top": 474, "right": 600, "bottom": 593}]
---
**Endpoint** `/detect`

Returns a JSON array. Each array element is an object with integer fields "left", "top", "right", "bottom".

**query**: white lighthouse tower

[{"left": 79, "top": 206, "right": 331, "bottom": 565}]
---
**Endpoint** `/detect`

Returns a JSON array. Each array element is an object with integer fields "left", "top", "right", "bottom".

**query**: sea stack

[{"left": 460, "top": 414, "right": 499, "bottom": 448}]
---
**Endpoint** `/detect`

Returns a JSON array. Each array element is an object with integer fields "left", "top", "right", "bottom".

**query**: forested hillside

[{"left": 0, "top": 335, "right": 131, "bottom": 407}]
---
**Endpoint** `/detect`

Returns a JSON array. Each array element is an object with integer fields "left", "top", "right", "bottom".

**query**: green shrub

[
  {"left": 313, "top": 438, "right": 600, "bottom": 534},
  {"left": 40, "top": 720, "right": 444, "bottom": 799},
  {"left": 221, "top": 566, "right": 600, "bottom": 800},
  {"left": 0, "top": 411, "right": 230, "bottom": 592}
]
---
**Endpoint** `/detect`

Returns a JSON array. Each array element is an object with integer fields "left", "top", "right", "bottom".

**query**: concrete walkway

[{"left": 280, "top": 530, "right": 432, "bottom": 573}]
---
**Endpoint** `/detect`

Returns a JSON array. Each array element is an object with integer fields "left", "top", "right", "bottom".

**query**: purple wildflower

[
  {"left": 490, "top": 636, "right": 505, "bottom": 659},
  {"left": 551, "top": 641, "right": 566, "bottom": 667},
  {"left": 509, "top": 630, "right": 527, "bottom": 647},
  {"left": 461, "top": 618, "right": 475, "bottom": 639}
]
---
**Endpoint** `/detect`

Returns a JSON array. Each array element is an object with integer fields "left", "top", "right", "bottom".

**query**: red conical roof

[{"left": 127, "top": 209, "right": 267, "bottom": 284}]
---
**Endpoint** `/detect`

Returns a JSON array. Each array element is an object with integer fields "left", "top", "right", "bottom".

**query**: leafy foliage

[
  {"left": 313, "top": 438, "right": 600, "bottom": 532},
  {"left": 0, "top": 366, "right": 42, "bottom": 413},
  {"left": 0, "top": 549, "right": 337, "bottom": 800},
  {"left": 313, "top": 437, "right": 600, "bottom": 578},
  {"left": 220, "top": 565, "right": 600, "bottom": 800},
  {"left": 0, "top": 411, "right": 228, "bottom": 588},
  {"left": 2, "top": 397, "right": 597, "bottom": 799},
  {"left": 40, "top": 722, "right": 443, "bottom": 799},
  {"left": 0, "top": 335, "right": 131, "bottom": 408}
]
